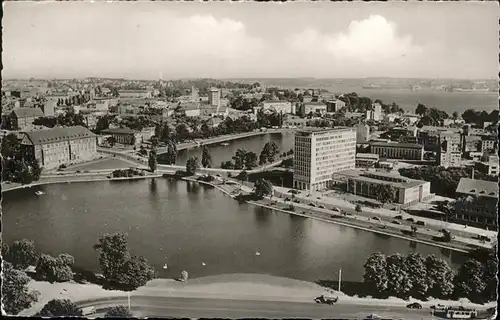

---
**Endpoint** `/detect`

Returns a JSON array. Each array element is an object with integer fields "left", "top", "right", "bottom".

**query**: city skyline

[{"left": 3, "top": 2, "right": 499, "bottom": 80}]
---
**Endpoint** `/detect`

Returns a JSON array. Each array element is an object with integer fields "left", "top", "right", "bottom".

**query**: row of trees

[
  {"left": 55, "top": 94, "right": 90, "bottom": 107},
  {"left": 461, "top": 109, "right": 499, "bottom": 127},
  {"left": 363, "top": 247, "right": 497, "bottom": 303},
  {"left": 220, "top": 149, "right": 259, "bottom": 170},
  {"left": 398, "top": 166, "right": 497, "bottom": 198},
  {"left": 1, "top": 133, "right": 42, "bottom": 184}
]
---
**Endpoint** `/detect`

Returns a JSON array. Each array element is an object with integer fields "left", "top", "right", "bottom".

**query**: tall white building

[
  {"left": 293, "top": 127, "right": 356, "bottom": 191},
  {"left": 365, "top": 102, "right": 382, "bottom": 121},
  {"left": 208, "top": 88, "right": 221, "bottom": 108}
]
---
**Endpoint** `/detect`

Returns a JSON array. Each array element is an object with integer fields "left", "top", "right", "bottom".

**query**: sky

[{"left": 2, "top": 1, "right": 499, "bottom": 80}]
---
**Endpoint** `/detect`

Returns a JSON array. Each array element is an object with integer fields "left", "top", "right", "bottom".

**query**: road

[{"left": 79, "top": 296, "right": 434, "bottom": 319}]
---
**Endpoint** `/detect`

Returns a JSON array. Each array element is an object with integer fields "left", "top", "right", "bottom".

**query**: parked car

[
  {"left": 316, "top": 197, "right": 321, "bottom": 200},
  {"left": 406, "top": 302, "right": 422, "bottom": 309},
  {"left": 284, "top": 198, "right": 291, "bottom": 202},
  {"left": 318, "top": 205, "right": 325, "bottom": 209},
  {"left": 372, "top": 217, "right": 381, "bottom": 221},
  {"left": 366, "top": 314, "right": 381, "bottom": 319},
  {"left": 392, "top": 220, "right": 401, "bottom": 225},
  {"left": 293, "top": 199, "right": 300, "bottom": 203},
  {"left": 416, "top": 220, "right": 425, "bottom": 226},
  {"left": 314, "top": 295, "right": 338, "bottom": 305},
  {"left": 309, "top": 203, "right": 316, "bottom": 207},
  {"left": 331, "top": 207, "right": 340, "bottom": 212},
  {"left": 394, "top": 215, "right": 403, "bottom": 220},
  {"left": 430, "top": 304, "right": 447, "bottom": 310},
  {"left": 406, "top": 217, "right": 415, "bottom": 222}
]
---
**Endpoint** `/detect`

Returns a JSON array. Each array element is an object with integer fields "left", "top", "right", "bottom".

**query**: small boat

[
  {"left": 201, "top": 262, "right": 206, "bottom": 266},
  {"left": 255, "top": 252, "right": 261, "bottom": 256},
  {"left": 35, "top": 191, "right": 45, "bottom": 196},
  {"left": 220, "top": 142, "right": 230, "bottom": 146},
  {"left": 163, "top": 263, "right": 168, "bottom": 270}
]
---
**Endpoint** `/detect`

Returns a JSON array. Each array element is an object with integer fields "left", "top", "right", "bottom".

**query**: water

[
  {"left": 174, "top": 132, "right": 295, "bottom": 167},
  {"left": 2, "top": 178, "right": 466, "bottom": 283}
]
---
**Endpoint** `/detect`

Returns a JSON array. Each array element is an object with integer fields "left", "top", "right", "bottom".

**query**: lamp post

[{"left": 338, "top": 269, "right": 342, "bottom": 293}]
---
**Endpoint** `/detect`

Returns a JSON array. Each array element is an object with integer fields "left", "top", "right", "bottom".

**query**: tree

[
  {"left": 244, "top": 151, "right": 258, "bottom": 169},
  {"left": 38, "top": 299, "right": 83, "bottom": 317},
  {"left": 415, "top": 104, "right": 428, "bottom": 116},
  {"left": 180, "top": 270, "right": 189, "bottom": 282},
  {"left": 148, "top": 148, "right": 157, "bottom": 172},
  {"left": 201, "top": 146, "right": 212, "bottom": 168},
  {"left": 94, "top": 232, "right": 131, "bottom": 283},
  {"left": 232, "top": 149, "right": 247, "bottom": 170},
  {"left": 57, "top": 253, "right": 75, "bottom": 266},
  {"left": 355, "top": 204, "right": 362, "bottom": 213},
  {"left": 105, "top": 305, "right": 133, "bottom": 318},
  {"left": 363, "top": 253, "right": 388, "bottom": 297},
  {"left": 106, "top": 136, "right": 117, "bottom": 147},
  {"left": 385, "top": 254, "right": 412, "bottom": 299},
  {"left": 117, "top": 256, "right": 156, "bottom": 289},
  {"left": 35, "top": 254, "right": 74, "bottom": 283},
  {"left": 425, "top": 255, "right": 455, "bottom": 298},
  {"left": 164, "top": 139, "right": 177, "bottom": 165},
  {"left": 186, "top": 156, "right": 199, "bottom": 176},
  {"left": 2, "top": 262, "right": 40, "bottom": 315},
  {"left": 405, "top": 253, "right": 428, "bottom": 299},
  {"left": 237, "top": 170, "right": 248, "bottom": 182},
  {"left": 375, "top": 184, "right": 395, "bottom": 205},
  {"left": 452, "top": 111, "right": 459, "bottom": 122},
  {"left": 9, "top": 239, "right": 38, "bottom": 270},
  {"left": 483, "top": 258, "right": 498, "bottom": 302},
  {"left": 253, "top": 178, "right": 273, "bottom": 199},
  {"left": 454, "top": 259, "right": 487, "bottom": 302}
]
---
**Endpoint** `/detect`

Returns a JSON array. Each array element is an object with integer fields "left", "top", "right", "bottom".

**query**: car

[
  {"left": 216, "top": 174, "right": 221, "bottom": 177},
  {"left": 306, "top": 194, "right": 311, "bottom": 197},
  {"left": 309, "top": 203, "right": 316, "bottom": 207},
  {"left": 406, "top": 302, "right": 422, "bottom": 309},
  {"left": 331, "top": 207, "right": 340, "bottom": 212},
  {"left": 314, "top": 295, "right": 338, "bottom": 305},
  {"left": 318, "top": 205, "right": 325, "bottom": 209},
  {"left": 394, "top": 215, "right": 403, "bottom": 220},
  {"left": 430, "top": 304, "right": 447, "bottom": 310},
  {"left": 284, "top": 198, "right": 291, "bottom": 201},
  {"left": 293, "top": 199, "right": 300, "bottom": 203},
  {"left": 366, "top": 314, "right": 381, "bottom": 319},
  {"left": 392, "top": 220, "right": 401, "bottom": 225},
  {"left": 372, "top": 217, "right": 381, "bottom": 221},
  {"left": 416, "top": 220, "right": 425, "bottom": 226},
  {"left": 317, "top": 197, "right": 321, "bottom": 200},
  {"left": 406, "top": 217, "right": 415, "bottom": 222}
]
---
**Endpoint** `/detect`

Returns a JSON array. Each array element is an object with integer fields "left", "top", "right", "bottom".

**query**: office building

[
  {"left": 356, "top": 124, "right": 370, "bottom": 143},
  {"left": 365, "top": 102, "right": 382, "bottom": 121},
  {"left": 293, "top": 127, "right": 356, "bottom": 191},
  {"left": 258, "top": 100, "right": 293, "bottom": 114},
  {"left": 303, "top": 102, "right": 327, "bottom": 115},
  {"left": 326, "top": 99, "right": 346, "bottom": 113},
  {"left": 475, "top": 154, "right": 499, "bottom": 176},
  {"left": 355, "top": 153, "right": 379, "bottom": 168},
  {"left": 454, "top": 178, "right": 498, "bottom": 230},
  {"left": 369, "top": 141, "right": 424, "bottom": 160},
  {"left": 208, "top": 88, "right": 221, "bottom": 108},
  {"left": 21, "top": 126, "right": 97, "bottom": 169},
  {"left": 481, "top": 135, "right": 497, "bottom": 153},
  {"left": 437, "top": 132, "right": 461, "bottom": 168},
  {"left": 333, "top": 170, "right": 432, "bottom": 206}
]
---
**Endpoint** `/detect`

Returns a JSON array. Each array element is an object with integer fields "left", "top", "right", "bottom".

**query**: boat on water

[
  {"left": 220, "top": 142, "right": 230, "bottom": 146},
  {"left": 35, "top": 191, "right": 45, "bottom": 196},
  {"left": 163, "top": 263, "right": 168, "bottom": 269}
]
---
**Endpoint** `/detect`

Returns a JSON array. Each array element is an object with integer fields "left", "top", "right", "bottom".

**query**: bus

[{"left": 444, "top": 307, "right": 478, "bottom": 319}]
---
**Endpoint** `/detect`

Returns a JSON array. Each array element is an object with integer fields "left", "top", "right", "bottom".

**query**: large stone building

[
  {"left": 293, "top": 127, "right": 356, "bottom": 191},
  {"left": 10, "top": 107, "right": 45, "bottom": 130},
  {"left": 454, "top": 178, "right": 498, "bottom": 230},
  {"left": 101, "top": 127, "right": 141, "bottom": 145},
  {"left": 369, "top": 141, "right": 424, "bottom": 160},
  {"left": 333, "top": 170, "right": 432, "bottom": 207},
  {"left": 21, "top": 126, "right": 97, "bottom": 169},
  {"left": 258, "top": 100, "right": 293, "bottom": 114}
]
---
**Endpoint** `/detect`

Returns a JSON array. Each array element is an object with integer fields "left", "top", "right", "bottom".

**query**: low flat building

[
  {"left": 10, "top": 107, "right": 45, "bottom": 130},
  {"left": 259, "top": 100, "right": 293, "bottom": 114},
  {"left": 334, "top": 170, "right": 432, "bottom": 206},
  {"left": 21, "top": 126, "right": 97, "bottom": 169},
  {"left": 303, "top": 102, "right": 327, "bottom": 116},
  {"left": 356, "top": 153, "right": 379, "bottom": 168},
  {"left": 474, "top": 154, "right": 499, "bottom": 176},
  {"left": 369, "top": 141, "right": 424, "bottom": 160},
  {"left": 101, "top": 127, "right": 141, "bottom": 145},
  {"left": 454, "top": 178, "right": 498, "bottom": 230},
  {"left": 118, "top": 90, "right": 152, "bottom": 99},
  {"left": 326, "top": 99, "right": 346, "bottom": 113}
]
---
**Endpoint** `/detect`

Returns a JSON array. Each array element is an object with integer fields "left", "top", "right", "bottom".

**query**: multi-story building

[
  {"left": 355, "top": 153, "right": 379, "bottom": 168},
  {"left": 41, "top": 100, "right": 56, "bottom": 117},
  {"left": 101, "top": 127, "right": 141, "bottom": 145},
  {"left": 365, "top": 102, "right": 382, "bottom": 121},
  {"left": 437, "top": 132, "right": 461, "bottom": 168},
  {"left": 326, "top": 99, "right": 346, "bottom": 113},
  {"left": 355, "top": 124, "right": 370, "bottom": 143},
  {"left": 118, "top": 90, "right": 152, "bottom": 99},
  {"left": 333, "top": 170, "right": 432, "bottom": 207},
  {"left": 481, "top": 135, "right": 497, "bottom": 153},
  {"left": 21, "top": 126, "right": 97, "bottom": 169},
  {"left": 463, "top": 135, "right": 482, "bottom": 154},
  {"left": 475, "top": 154, "right": 499, "bottom": 176},
  {"left": 208, "top": 88, "right": 221, "bottom": 108},
  {"left": 259, "top": 100, "right": 293, "bottom": 114},
  {"left": 369, "top": 141, "right": 424, "bottom": 160},
  {"left": 303, "top": 102, "right": 327, "bottom": 116},
  {"left": 10, "top": 107, "right": 45, "bottom": 130},
  {"left": 454, "top": 178, "right": 498, "bottom": 230},
  {"left": 293, "top": 127, "right": 356, "bottom": 191}
]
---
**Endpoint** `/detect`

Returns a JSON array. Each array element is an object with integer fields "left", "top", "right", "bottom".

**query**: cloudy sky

[{"left": 3, "top": 1, "right": 498, "bottom": 80}]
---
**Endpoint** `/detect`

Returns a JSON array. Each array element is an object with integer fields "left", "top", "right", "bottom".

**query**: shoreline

[{"left": 3, "top": 175, "right": 477, "bottom": 253}]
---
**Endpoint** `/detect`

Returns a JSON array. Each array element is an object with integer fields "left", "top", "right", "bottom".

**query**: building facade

[
  {"left": 335, "top": 170, "right": 432, "bottom": 206},
  {"left": 303, "top": 102, "right": 327, "bottom": 115},
  {"left": 260, "top": 100, "right": 293, "bottom": 114},
  {"left": 325, "top": 99, "right": 346, "bottom": 113},
  {"left": 355, "top": 153, "right": 379, "bottom": 168},
  {"left": 437, "top": 132, "right": 462, "bottom": 168},
  {"left": 454, "top": 178, "right": 498, "bottom": 230},
  {"left": 10, "top": 107, "right": 45, "bottom": 130},
  {"left": 369, "top": 141, "right": 424, "bottom": 160},
  {"left": 365, "top": 103, "right": 382, "bottom": 121},
  {"left": 118, "top": 90, "right": 152, "bottom": 99},
  {"left": 21, "top": 126, "right": 97, "bottom": 169},
  {"left": 355, "top": 124, "right": 370, "bottom": 143},
  {"left": 101, "top": 128, "right": 141, "bottom": 145},
  {"left": 208, "top": 88, "right": 221, "bottom": 107},
  {"left": 293, "top": 127, "right": 356, "bottom": 191}
]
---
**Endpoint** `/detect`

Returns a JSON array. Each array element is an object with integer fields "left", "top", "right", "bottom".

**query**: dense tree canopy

[
  {"left": 105, "top": 305, "right": 133, "bottom": 318},
  {"left": 7, "top": 239, "right": 39, "bottom": 270},
  {"left": 2, "top": 262, "right": 40, "bottom": 315},
  {"left": 186, "top": 156, "right": 200, "bottom": 176},
  {"left": 253, "top": 178, "right": 273, "bottom": 198},
  {"left": 38, "top": 299, "right": 83, "bottom": 317}
]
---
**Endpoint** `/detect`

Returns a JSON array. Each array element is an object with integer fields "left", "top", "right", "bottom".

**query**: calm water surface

[{"left": 2, "top": 179, "right": 466, "bottom": 282}]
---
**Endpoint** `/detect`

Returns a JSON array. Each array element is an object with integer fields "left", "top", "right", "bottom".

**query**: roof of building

[
  {"left": 456, "top": 178, "right": 498, "bottom": 198},
  {"left": 101, "top": 127, "right": 139, "bottom": 135},
  {"left": 304, "top": 102, "right": 327, "bottom": 106},
  {"left": 356, "top": 153, "right": 380, "bottom": 159},
  {"left": 296, "top": 127, "right": 354, "bottom": 135},
  {"left": 23, "top": 126, "right": 95, "bottom": 145},
  {"left": 465, "top": 135, "right": 482, "bottom": 142},
  {"left": 118, "top": 89, "right": 150, "bottom": 93},
  {"left": 12, "top": 107, "right": 44, "bottom": 118},
  {"left": 262, "top": 100, "right": 290, "bottom": 104},
  {"left": 335, "top": 169, "right": 428, "bottom": 189},
  {"left": 369, "top": 141, "right": 423, "bottom": 149}
]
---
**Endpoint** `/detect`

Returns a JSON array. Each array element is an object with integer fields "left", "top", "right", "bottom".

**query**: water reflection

[{"left": 254, "top": 206, "right": 271, "bottom": 225}]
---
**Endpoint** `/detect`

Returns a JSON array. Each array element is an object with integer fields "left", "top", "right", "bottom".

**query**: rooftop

[
  {"left": 12, "top": 107, "right": 44, "bottom": 118},
  {"left": 369, "top": 141, "right": 423, "bottom": 149},
  {"left": 296, "top": 127, "right": 353, "bottom": 135},
  {"left": 456, "top": 178, "right": 498, "bottom": 198},
  {"left": 22, "top": 126, "right": 95, "bottom": 145},
  {"left": 101, "top": 127, "right": 139, "bottom": 135},
  {"left": 336, "top": 169, "right": 428, "bottom": 189}
]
